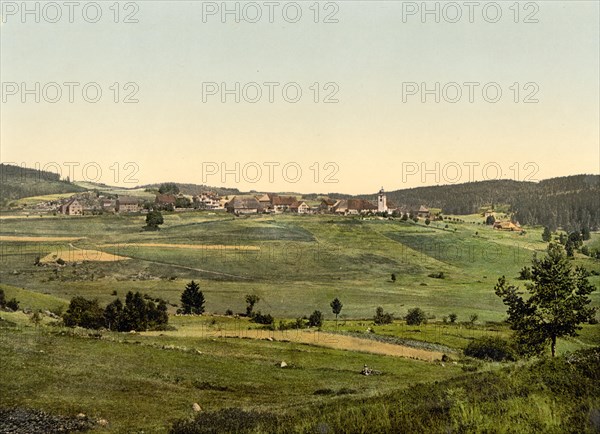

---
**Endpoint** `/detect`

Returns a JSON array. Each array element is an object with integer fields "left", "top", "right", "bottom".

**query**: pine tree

[
  {"left": 181, "top": 281, "right": 205, "bottom": 315},
  {"left": 330, "top": 298, "right": 343, "bottom": 327},
  {"left": 542, "top": 226, "right": 552, "bottom": 242}
]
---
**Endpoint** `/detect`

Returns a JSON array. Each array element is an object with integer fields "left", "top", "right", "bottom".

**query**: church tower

[{"left": 377, "top": 187, "right": 387, "bottom": 212}]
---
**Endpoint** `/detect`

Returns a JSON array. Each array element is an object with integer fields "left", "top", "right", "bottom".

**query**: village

[{"left": 25, "top": 187, "right": 522, "bottom": 231}]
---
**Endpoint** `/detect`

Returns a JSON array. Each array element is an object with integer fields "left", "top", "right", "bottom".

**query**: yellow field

[
  {"left": 145, "top": 327, "right": 444, "bottom": 361},
  {"left": 102, "top": 242, "right": 260, "bottom": 251},
  {"left": 40, "top": 249, "right": 130, "bottom": 263},
  {"left": 0, "top": 235, "right": 84, "bottom": 242}
]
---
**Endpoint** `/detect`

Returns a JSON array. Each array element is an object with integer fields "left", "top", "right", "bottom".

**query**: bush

[
  {"left": 6, "top": 298, "right": 19, "bottom": 311},
  {"left": 428, "top": 271, "right": 445, "bottom": 279},
  {"left": 448, "top": 313, "right": 458, "bottom": 323},
  {"left": 308, "top": 310, "right": 323, "bottom": 327},
  {"left": 405, "top": 307, "right": 427, "bottom": 325},
  {"left": 251, "top": 312, "right": 274, "bottom": 325},
  {"left": 373, "top": 306, "right": 394, "bottom": 325},
  {"left": 464, "top": 336, "right": 516, "bottom": 361}
]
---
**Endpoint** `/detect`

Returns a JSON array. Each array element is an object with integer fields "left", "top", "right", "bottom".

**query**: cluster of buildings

[
  {"left": 225, "top": 188, "right": 433, "bottom": 219},
  {"left": 52, "top": 187, "right": 440, "bottom": 222}
]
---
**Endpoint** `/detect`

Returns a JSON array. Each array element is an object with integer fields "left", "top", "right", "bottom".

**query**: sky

[{"left": 1, "top": 1, "right": 599, "bottom": 194}]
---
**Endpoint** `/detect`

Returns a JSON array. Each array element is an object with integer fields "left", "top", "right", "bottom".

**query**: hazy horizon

[{"left": 1, "top": 1, "right": 599, "bottom": 194}]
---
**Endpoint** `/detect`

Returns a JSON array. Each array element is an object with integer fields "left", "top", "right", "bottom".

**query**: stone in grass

[
  {"left": 280, "top": 361, "right": 288, "bottom": 368},
  {"left": 192, "top": 403, "right": 202, "bottom": 412}
]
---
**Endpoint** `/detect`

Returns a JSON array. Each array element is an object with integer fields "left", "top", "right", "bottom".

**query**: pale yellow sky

[{"left": 1, "top": 1, "right": 598, "bottom": 194}]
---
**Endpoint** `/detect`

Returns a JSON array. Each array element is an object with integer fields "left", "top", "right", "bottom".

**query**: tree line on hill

[
  {"left": 353, "top": 175, "right": 599, "bottom": 232},
  {"left": 0, "top": 164, "right": 85, "bottom": 206}
]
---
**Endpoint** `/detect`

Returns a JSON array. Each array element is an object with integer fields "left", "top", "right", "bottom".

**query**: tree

[
  {"left": 104, "top": 298, "right": 123, "bottom": 331},
  {"left": 330, "top": 298, "right": 343, "bottom": 327},
  {"left": 373, "top": 306, "right": 393, "bottom": 325},
  {"left": 405, "top": 307, "right": 427, "bottom": 326},
  {"left": 469, "top": 313, "right": 479, "bottom": 325},
  {"left": 0, "top": 288, "right": 5, "bottom": 307},
  {"left": 245, "top": 294, "right": 260, "bottom": 317},
  {"left": 401, "top": 213, "right": 408, "bottom": 221},
  {"left": 448, "top": 313, "right": 458, "bottom": 323},
  {"left": 145, "top": 210, "right": 164, "bottom": 230},
  {"left": 518, "top": 266, "right": 533, "bottom": 280},
  {"left": 308, "top": 310, "right": 324, "bottom": 328},
  {"left": 181, "top": 281, "right": 205, "bottom": 315},
  {"left": 425, "top": 218, "right": 431, "bottom": 226},
  {"left": 581, "top": 226, "right": 591, "bottom": 241},
  {"left": 158, "top": 182, "right": 180, "bottom": 195},
  {"left": 485, "top": 215, "right": 496, "bottom": 225},
  {"left": 63, "top": 297, "right": 104, "bottom": 329},
  {"left": 494, "top": 243, "right": 597, "bottom": 357},
  {"left": 542, "top": 226, "right": 552, "bottom": 242}
]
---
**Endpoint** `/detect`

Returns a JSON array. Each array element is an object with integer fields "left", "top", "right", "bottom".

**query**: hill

[
  {"left": 0, "top": 164, "right": 85, "bottom": 207},
  {"left": 140, "top": 182, "right": 241, "bottom": 197},
  {"left": 353, "top": 175, "right": 600, "bottom": 231}
]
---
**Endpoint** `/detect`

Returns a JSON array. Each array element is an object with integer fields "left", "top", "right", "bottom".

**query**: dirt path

[{"left": 145, "top": 328, "right": 444, "bottom": 361}]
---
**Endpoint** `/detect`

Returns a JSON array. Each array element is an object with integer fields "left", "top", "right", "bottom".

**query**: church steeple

[{"left": 377, "top": 187, "right": 387, "bottom": 212}]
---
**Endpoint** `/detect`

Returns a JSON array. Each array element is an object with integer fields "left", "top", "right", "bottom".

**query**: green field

[{"left": 1, "top": 210, "right": 599, "bottom": 432}]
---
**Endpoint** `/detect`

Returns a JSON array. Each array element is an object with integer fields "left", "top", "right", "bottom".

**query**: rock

[
  {"left": 192, "top": 403, "right": 202, "bottom": 412},
  {"left": 280, "top": 361, "right": 288, "bottom": 368},
  {"left": 76, "top": 413, "right": 86, "bottom": 419},
  {"left": 97, "top": 418, "right": 109, "bottom": 427},
  {"left": 267, "top": 337, "right": 274, "bottom": 341}
]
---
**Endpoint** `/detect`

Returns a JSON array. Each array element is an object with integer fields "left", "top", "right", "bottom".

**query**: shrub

[
  {"left": 428, "top": 271, "right": 445, "bottom": 279},
  {"left": 6, "top": 298, "right": 19, "bottom": 311},
  {"left": 373, "top": 306, "right": 393, "bottom": 325},
  {"left": 308, "top": 310, "right": 323, "bottom": 327},
  {"left": 405, "top": 307, "right": 427, "bottom": 325},
  {"left": 0, "top": 288, "right": 5, "bottom": 307},
  {"left": 225, "top": 309, "right": 234, "bottom": 316},
  {"left": 448, "top": 313, "right": 458, "bottom": 323},
  {"left": 464, "top": 336, "right": 516, "bottom": 361},
  {"left": 251, "top": 312, "right": 274, "bottom": 325}
]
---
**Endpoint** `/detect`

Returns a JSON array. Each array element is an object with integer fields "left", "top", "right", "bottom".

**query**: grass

[
  {"left": 0, "top": 211, "right": 598, "bottom": 432},
  {"left": 0, "top": 312, "right": 462, "bottom": 433}
]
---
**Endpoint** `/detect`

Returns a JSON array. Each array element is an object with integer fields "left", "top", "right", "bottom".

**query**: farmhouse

[
  {"left": 319, "top": 198, "right": 339, "bottom": 212},
  {"left": 415, "top": 205, "right": 431, "bottom": 219},
  {"left": 271, "top": 195, "right": 297, "bottom": 213},
  {"left": 493, "top": 221, "right": 523, "bottom": 232},
  {"left": 333, "top": 199, "right": 377, "bottom": 215},
  {"left": 155, "top": 194, "right": 176, "bottom": 207},
  {"left": 60, "top": 198, "right": 83, "bottom": 215},
  {"left": 193, "top": 192, "right": 222, "bottom": 210},
  {"left": 255, "top": 194, "right": 272, "bottom": 209},
  {"left": 226, "top": 196, "right": 262, "bottom": 215},
  {"left": 116, "top": 197, "right": 139, "bottom": 213},
  {"left": 290, "top": 201, "right": 309, "bottom": 214}
]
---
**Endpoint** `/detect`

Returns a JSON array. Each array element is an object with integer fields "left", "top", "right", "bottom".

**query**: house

[
  {"left": 100, "top": 199, "right": 116, "bottom": 212},
  {"left": 155, "top": 194, "right": 176, "bottom": 207},
  {"left": 319, "top": 198, "right": 339, "bottom": 212},
  {"left": 493, "top": 221, "right": 523, "bottom": 232},
  {"left": 271, "top": 195, "right": 297, "bottom": 213},
  {"left": 290, "top": 201, "right": 309, "bottom": 214},
  {"left": 333, "top": 199, "right": 377, "bottom": 215},
  {"left": 415, "top": 205, "right": 431, "bottom": 219},
  {"left": 60, "top": 198, "right": 83, "bottom": 215},
  {"left": 193, "top": 192, "right": 222, "bottom": 210},
  {"left": 255, "top": 194, "right": 272, "bottom": 210},
  {"left": 116, "top": 197, "right": 139, "bottom": 213},
  {"left": 225, "top": 196, "right": 262, "bottom": 215}
]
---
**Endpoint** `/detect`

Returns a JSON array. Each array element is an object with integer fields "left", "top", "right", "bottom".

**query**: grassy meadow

[{"left": 1, "top": 210, "right": 599, "bottom": 432}]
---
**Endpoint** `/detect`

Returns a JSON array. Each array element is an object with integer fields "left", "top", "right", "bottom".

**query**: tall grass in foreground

[{"left": 171, "top": 347, "right": 600, "bottom": 434}]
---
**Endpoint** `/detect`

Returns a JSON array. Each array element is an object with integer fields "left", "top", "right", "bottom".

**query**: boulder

[{"left": 192, "top": 403, "right": 202, "bottom": 412}]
